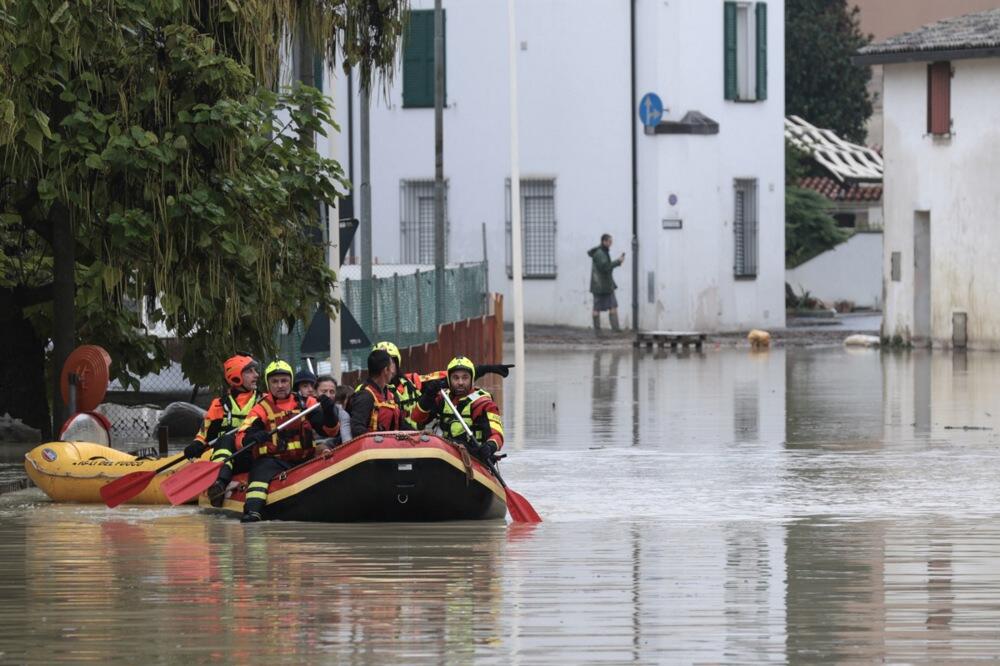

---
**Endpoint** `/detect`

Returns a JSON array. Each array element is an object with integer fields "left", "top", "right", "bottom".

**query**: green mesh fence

[{"left": 275, "top": 262, "right": 489, "bottom": 371}]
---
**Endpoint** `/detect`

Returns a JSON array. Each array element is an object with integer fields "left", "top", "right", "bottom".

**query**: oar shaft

[{"left": 219, "top": 402, "right": 321, "bottom": 464}]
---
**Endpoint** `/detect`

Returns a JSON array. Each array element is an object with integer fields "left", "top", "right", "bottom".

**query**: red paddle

[
  {"left": 99, "top": 428, "right": 238, "bottom": 508},
  {"left": 161, "top": 403, "right": 320, "bottom": 506},
  {"left": 441, "top": 390, "right": 541, "bottom": 523}
]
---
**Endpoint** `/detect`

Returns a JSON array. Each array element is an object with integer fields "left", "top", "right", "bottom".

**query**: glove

[
  {"left": 318, "top": 394, "right": 337, "bottom": 421},
  {"left": 477, "top": 364, "right": 514, "bottom": 378},
  {"left": 183, "top": 442, "right": 206, "bottom": 459},
  {"left": 472, "top": 440, "right": 498, "bottom": 462},
  {"left": 276, "top": 429, "right": 293, "bottom": 452},
  {"left": 421, "top": 378, "right": 447, "bottom": 396},
  {"left": 243, "top": 428, "right": 270, "bottom": 447}
]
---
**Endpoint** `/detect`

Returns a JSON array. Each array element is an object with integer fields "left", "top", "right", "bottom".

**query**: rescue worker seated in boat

[
  {"left": 293, "top": 368, "right": 317, "bottom": 398},
  {"left": 371, "top": 340, "right": 514, "bottom": 430},
  {"left": 348, "top": 349, "right": 402, "bottom": 436},
  {"left": 183, "top": 354, "right": 261, "bottom": 507},
  {"left": 236, "top": 360, "right": 339, "bottom": 523},
  {"left": 411, "top": 356, "right": 505, "bottom": 463}
]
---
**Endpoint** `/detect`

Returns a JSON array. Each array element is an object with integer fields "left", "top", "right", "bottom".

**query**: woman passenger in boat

[
  {"left": 236, "top": 360, "right": 339, "bottom": 523},
  {"left": 348, "top": 349, "right": 402, "bottom": 436},
  {"left": 315, "top": 374, "right": 337, "bottom": 399},
  {"left": 410, "top": 356, "right": 505, "bottom": 463},
  {"left": 184, "top": 354, "right": 261, "bottom": 507}
]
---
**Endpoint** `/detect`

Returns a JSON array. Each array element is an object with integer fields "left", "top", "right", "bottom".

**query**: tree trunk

[
  {"left": 0, "top": 288, "right": 51, "bottom": 438},
  {"left": 51, "top": 206, "right": 75, "bottom": 430}
]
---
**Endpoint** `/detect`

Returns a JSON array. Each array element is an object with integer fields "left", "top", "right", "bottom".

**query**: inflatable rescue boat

[
  {"left": 24, "top": 441, "right": 192, "bottom": 504},
  {"left": 201, "top": 431, "right": 507, "bottom": 522}
]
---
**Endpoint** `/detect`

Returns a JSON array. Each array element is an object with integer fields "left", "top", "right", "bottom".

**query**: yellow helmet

[
  {"left": 372, "top": 341, "right": 401, "bottom": 366},
  {"left": 446, "top": 356, "right": 476, "bottom": 383},
  {"left": 263, "top": 360, "right": 293, "bottom": 385}
]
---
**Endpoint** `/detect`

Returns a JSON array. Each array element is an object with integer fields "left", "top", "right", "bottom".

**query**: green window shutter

[
  {"left": 724, "top": 2, "right": 737, "bottom": 100},
  {"left": 403, "top": 10, "right": 435, "bottom": 108},
  {"left": 755, "top": 2, "right": 767, "bottom": 101}
]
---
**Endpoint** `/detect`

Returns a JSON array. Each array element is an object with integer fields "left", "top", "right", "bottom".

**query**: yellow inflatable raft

[{"left": 24, "top": 441, "right": 195, "bottom": 504}]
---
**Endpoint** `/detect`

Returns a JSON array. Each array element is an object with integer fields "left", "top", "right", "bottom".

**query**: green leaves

[
  {"left": 786, "top": 0, "right": 872, "bottom": 143},
  {"left": 0, "top": 0, "right": 403, "bottom": 390}
]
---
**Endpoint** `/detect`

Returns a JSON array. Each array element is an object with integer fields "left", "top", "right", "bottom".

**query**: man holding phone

[{"left": 587, "top": 233, "right": 626, "bottom": 334}]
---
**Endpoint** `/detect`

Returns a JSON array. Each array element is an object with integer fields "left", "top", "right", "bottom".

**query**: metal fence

[{"left": 276, "top": 262, "right": 490, "bottom": 370}]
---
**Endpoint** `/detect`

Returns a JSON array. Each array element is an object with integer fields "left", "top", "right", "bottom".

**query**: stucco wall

[
  {"left": 328, "top": 0, "right": 784, "bottom": 331},
  {"left": 881, "top": 58, "right": 1000, "bottom": 348},
  {"left": 786, "top": 232, "right": 883, "bottom": 309},
  {"left": 636, "top": 1, "right": 786, "bottom": 331}
]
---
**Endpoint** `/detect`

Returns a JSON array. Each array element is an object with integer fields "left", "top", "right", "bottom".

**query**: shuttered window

[
  {"left": 400, "top": 179, "right": 448, "bottom": 263},
  {"left": 734, "top": 179, "right": 758, "bottom": 279},
  {"left": 403, "top": 10, "right": 445, "bottom": 108},
  {"left": 506, "top": 179, "right": 557, "bottom": 279},
  {"left": 927, "top": 61, "right": 951, "bottom": 136},
  {"left": 724, "top": 2, "right": 767, "bottom": 102}
]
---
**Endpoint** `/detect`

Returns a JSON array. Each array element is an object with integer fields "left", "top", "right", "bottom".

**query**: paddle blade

[
  {"left": 100, "top": 470, "right": 157, "bottom": 508},
  {"left": 161, "top": 461, "right": 223, "bottom": 506},
  {"left": 505, "top": 488, "right": 542, "bottom": 523}
]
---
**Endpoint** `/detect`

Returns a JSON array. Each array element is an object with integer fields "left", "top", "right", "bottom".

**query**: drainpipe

[{"left": 630, "top": 0, "right": 639, "bottom": 332}]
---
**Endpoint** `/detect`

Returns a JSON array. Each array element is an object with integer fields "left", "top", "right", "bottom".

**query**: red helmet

[{"left": 223, "top": 354, "right": 257, "bottom": 388}]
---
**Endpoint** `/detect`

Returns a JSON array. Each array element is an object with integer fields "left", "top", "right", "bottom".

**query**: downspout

[{"left": 630, "top": 0, "right": 639, "bottom": 332}]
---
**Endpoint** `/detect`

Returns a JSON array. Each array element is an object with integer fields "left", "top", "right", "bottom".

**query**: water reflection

[{"left": 3, "top": 348, "right": 1000, "bottom": 660}]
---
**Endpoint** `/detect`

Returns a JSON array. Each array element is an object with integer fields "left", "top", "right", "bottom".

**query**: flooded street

[{"left": 5, "top": 347, "right": 1000, "bottom": 662}]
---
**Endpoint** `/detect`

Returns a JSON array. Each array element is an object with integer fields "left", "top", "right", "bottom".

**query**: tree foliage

[
  {"left": 786, "top": 0, "right": 873, "bottom": 143},
  {"left": 0, "top": 0, "right": 405, "bottom": 429},
  {"left": 785, "top": 143, "right": 849, "bottom": 268}
]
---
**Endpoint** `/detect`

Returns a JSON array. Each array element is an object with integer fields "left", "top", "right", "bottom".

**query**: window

[
  {"left": 734, "top": 179, "right": 758, "bottom": 278},
  {"left": 724, "top": 2, "right": 767, "bottom": 102},
  {"left": 399, "top": 180, "right": 448, "bottom": 264},
  {"left": 402, "top": 10, "right": 445, "bottom": 108},
  {"left": 506, "top": 179, "right": 557, "bottom": 279},
  {"left": 927, "top": 61, "right": 951, "bottom": 136}
]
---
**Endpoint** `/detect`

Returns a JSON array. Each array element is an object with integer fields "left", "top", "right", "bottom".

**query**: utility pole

[
  {"left": 507, "top": 0, "right": 525, "bottom": 449},
  {"left": 433, "top": 0, "right": 446, "bottom": 327},
  {"left": 360, "top": 84, "right": 373, "bottom": 335}
]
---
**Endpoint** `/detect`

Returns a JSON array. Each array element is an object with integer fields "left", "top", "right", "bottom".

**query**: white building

[
  {"left": 857, "top": 9, "right": 1000, "bottom": 348},
  {"left": 328, "top": 0, "right": 785, "bottom": 331}
]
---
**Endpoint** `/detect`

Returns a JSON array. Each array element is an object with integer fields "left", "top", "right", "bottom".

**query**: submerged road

[{"left": 3, "top": 347, "right": 1000, "bottom": 662}]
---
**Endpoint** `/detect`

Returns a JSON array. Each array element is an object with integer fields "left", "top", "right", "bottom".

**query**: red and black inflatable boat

[{"left": 199, "top": 431, "right": 508, "bottom": 522}]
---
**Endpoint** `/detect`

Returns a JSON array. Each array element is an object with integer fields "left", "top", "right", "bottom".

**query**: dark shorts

[{"left": 593, "top": 293, "right": 618, "bottom": 312}]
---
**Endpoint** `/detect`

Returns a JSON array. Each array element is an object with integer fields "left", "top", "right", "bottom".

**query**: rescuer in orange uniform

[
  {"left": 236, "top": 360, "right": 339, "bottom": 523},
  {"left": 184, "top": 354, "right": 261, "bottom": 507},
  {"left": 348, "top": 349, "right": 402, "bottom": 436},
  {"left": 410, "top": 356, "right": 505, "bottom": 462},
  {"left": 370, "top": 341, "right": 512, "bottom": 429}
]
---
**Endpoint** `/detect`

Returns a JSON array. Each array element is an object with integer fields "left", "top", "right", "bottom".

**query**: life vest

[
  {"left": 440, "top": 389, "right": 495, "bottom": 443},
  {"left": 362, "top": 382, "right": 401, "bottom": 432},
  {"left": 253, "top": 394, "right": 315, "bottom": 462},
  {"left": 221, "top": 391, "right": 259, "bottom": 430}
]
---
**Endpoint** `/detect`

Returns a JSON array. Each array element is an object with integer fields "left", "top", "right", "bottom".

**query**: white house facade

[
  {"left": 327, "top": 0, "right": 785, "bottom": 331},
  {"left": 857, "top": 10, "right": 1000, "bottom": 348}
]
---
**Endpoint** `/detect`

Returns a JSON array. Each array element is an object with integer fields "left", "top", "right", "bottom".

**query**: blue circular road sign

[{"left": 638, "top": 93, "right": 663, "bottom": 128}]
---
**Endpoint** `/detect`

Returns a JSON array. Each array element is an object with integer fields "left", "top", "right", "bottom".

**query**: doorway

[{"left": 913, "top": 211, "right": 931, "bottom": 344}]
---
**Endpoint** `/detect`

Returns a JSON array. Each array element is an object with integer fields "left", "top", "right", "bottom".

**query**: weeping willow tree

[{"left": 0, "top": 0, "right": 405, "bottom": 434}]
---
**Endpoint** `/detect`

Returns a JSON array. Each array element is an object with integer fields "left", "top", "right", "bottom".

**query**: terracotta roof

[
  {"left": 799, "top": 176, "right": 883, "bottom": 202},
  {"left": 857, "top": 9, "right": 1000, "bottom": 60},
  {"left": 785, "top": 116, "right": 883, "bottom": 183}
]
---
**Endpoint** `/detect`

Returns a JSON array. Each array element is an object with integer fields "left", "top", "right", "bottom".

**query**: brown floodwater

[{"left": 4, "top": 347, "right": 1000, "bottom": 663}]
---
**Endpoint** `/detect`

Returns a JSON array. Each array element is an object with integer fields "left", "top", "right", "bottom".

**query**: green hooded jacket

[{"left": 588, "top": 245, "right": 622, "bottom": 295}]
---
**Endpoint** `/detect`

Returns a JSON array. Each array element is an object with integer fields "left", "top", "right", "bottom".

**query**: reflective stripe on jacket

[
  {"left": 243, "top": 394, "right": 317, "bottom": 462},
  {"left": 411, "top": 388, "right": 504, "bottom": 450}
]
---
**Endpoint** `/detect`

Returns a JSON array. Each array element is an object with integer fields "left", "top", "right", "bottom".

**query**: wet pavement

[{"left": 4, "top": 347, "right": 1000, "bottom": 662}]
